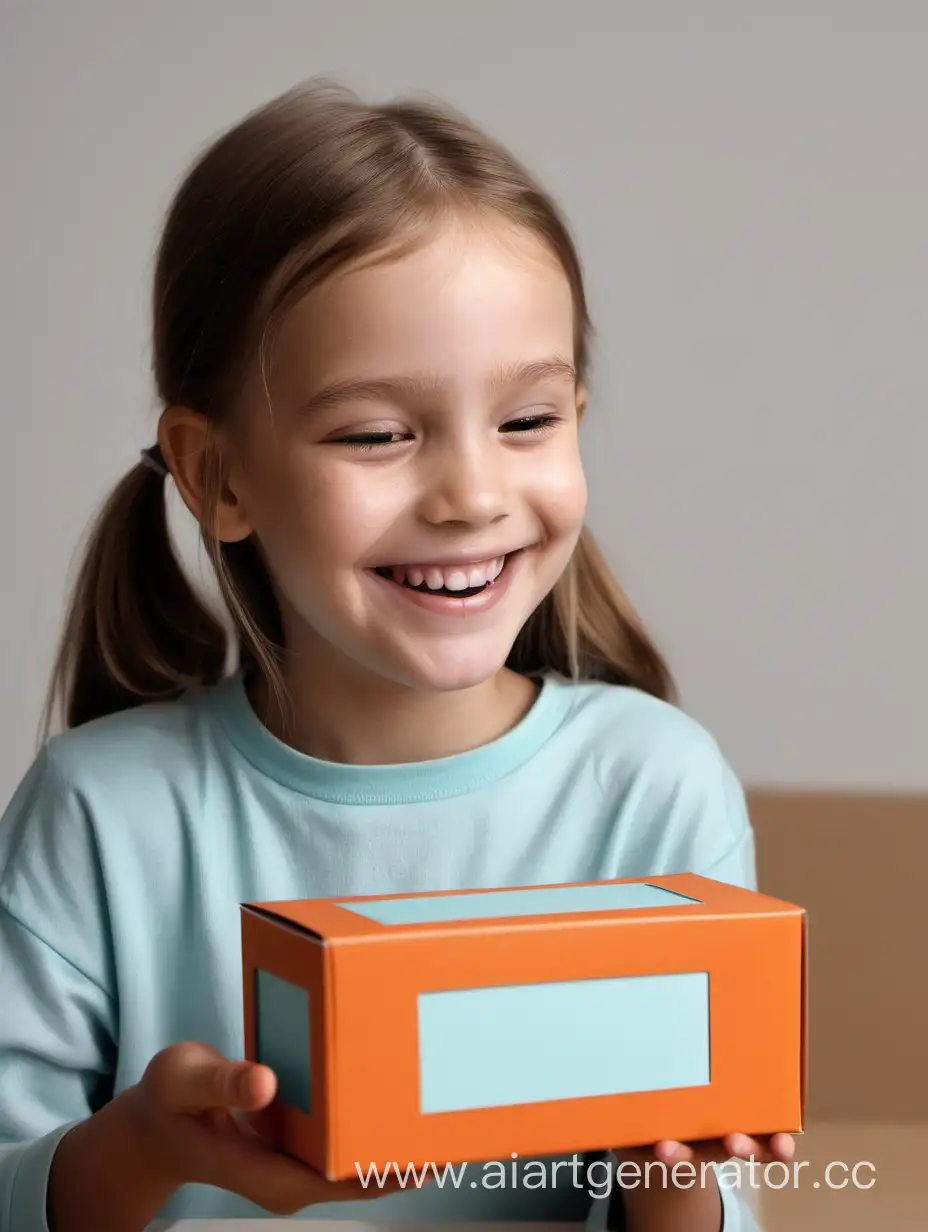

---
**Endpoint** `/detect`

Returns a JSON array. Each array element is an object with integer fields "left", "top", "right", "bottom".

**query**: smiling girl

[{"left": 0, "top": 81, "right": 791, "bottom": 1231}]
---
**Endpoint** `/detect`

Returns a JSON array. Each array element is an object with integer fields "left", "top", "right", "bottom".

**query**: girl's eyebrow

[
  {"left": 296, "top": 355, "right": 577, "bottom": 416},
  {"left": 489, "top": 356, "right": 577, "bottom": 392}
]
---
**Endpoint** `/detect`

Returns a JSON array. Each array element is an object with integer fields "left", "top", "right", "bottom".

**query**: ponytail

[{"left": 42, "top": 457, "right": 228, "bottom": 733}]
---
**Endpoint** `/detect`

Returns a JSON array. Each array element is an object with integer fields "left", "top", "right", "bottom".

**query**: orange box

[{"left": 240, "top": 873, "right": 806, "bottom": 1180}]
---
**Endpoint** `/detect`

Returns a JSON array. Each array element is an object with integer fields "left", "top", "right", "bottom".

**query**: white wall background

[{"left": 2, "top": 0, "right": 925, "bottom": 802}]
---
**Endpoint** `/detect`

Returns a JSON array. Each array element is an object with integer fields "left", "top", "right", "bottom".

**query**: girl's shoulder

[
  {"left": 541, "top": 671, "right": 733, "bottom": 775},
  {"left": 0, "top": 682, "right": 233, "bottom": 881},
  {"left": 0, "top": 684, "right": 232, "bottom": 990},
  {"left": 539, "top": 674, "right": 753, "bottom": 877},
  {"left": 31, "top": 681, "right": 227, "bottom": 799}
]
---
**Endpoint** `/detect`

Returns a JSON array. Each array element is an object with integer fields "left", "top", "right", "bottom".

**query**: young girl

[{"left": 0, "top": 81, "right": 792, "bottom": 1232}]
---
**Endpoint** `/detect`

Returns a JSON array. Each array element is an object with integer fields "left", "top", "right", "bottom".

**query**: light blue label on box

[
  {"left": 254, "top": 969, "right": 312, "bottom": 1114},
  {"left": 337, "top": 881, "right": 701, "bottom": 926},
  {"left": 417, "top": 972, "right": 710, "bottom": 1113}
]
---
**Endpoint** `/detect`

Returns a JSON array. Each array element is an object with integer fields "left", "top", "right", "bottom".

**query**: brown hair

[{"left": 44, "top": 79, "right": 674, "bottom": 733}]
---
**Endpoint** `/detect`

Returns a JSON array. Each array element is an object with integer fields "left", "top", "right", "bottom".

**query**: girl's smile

[{"left": 369, "top": 546, "right": 529, "bottom": 617}]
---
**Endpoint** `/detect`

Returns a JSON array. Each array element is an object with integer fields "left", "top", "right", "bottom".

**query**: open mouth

[{"left": 373, "top": 554, "right": 512, "bottom": 599}]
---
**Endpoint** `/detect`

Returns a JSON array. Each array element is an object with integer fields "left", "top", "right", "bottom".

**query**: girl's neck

[{"left": 249, "top": 655, "right": 540, "bottom": 767}]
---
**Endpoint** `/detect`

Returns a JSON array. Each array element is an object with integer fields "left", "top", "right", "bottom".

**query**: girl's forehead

[
  {"left": 306, "top": 221, "right": 568, "bottom": 312},
  {"left": 267, "top": 224, "right": 575, "bottom": 393}
]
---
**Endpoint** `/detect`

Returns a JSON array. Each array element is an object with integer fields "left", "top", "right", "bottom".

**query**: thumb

[{"left": 144, "top": 1041, "right": 277, "bottom": 1114}]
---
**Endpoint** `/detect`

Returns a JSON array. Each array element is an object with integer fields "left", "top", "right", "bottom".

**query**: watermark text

[{"left": 354, "top": 1152, "right": 876, "bottom": 1199}]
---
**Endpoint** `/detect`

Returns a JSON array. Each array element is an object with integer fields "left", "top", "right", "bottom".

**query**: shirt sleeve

[
  {"left": 694, "top": 756, "right": 758, "bottom": 892},
  {"left": 0, "top": 750, "right": 118, "bottom": 1232},
  {"left": 651, "top": 723, "right": 759, "bottom": 894}
]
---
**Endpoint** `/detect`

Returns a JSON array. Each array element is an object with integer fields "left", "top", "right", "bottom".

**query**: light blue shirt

[{"left": 0, "top": 672, "right": 760, "bottom": 1229}]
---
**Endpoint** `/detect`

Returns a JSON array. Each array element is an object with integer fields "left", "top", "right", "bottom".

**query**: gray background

[{"left": 2, "top": 0, "right": 925, "bottom": 802}]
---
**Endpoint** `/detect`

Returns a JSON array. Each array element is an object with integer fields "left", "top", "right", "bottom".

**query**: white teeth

[{"left": 384, "top": 555, "right": 508, "bottom": 591}]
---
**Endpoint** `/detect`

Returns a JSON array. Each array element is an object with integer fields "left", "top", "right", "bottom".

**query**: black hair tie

[{"left": 139, "top": 444, "right": 168, "bottom": 477}]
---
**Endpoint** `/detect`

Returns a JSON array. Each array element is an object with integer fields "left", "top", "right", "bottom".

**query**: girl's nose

[{"left": 417, "top": 443, "right": 510, "bottom": 529}]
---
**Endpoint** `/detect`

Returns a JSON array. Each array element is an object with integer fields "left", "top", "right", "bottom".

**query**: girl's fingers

[
  {"left": 652, "top": 1140, "right": 696, "bottom": 1165},
  {"left": 722, "top": 1132, "right": 796, "bottom": 1163},
  {"left": 202, "top": 1131, "right": 337, "bottom": 1213},
  {"left": 770, "top": 1132, "right": 796, "bottom": 1162},
  {"left": 144, "top": 1041, "right": 277, "bottom": 1115},
  {"left": 723, "top": 1133, "right": 763, "bottom": 1160},
  {"left": 194, "top": 1118, "right": 410, "bottom": 1213},
  {"left": 622, "top": 1131, "right": 798, "bottom": 1171}
]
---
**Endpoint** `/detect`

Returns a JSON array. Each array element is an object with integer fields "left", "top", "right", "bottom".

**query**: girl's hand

[
  {"left": 126, "top": 1040, "right": 407, "bottom": 1215},
  {"left": 611, "top": 1134, "right": 795, "bottom": 1232},
  {"left": 631, "top": 1131, "right": 796, "bottom": 1170}
]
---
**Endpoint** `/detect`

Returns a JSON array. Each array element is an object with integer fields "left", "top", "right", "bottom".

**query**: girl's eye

[
  {"left": 331, "top": 431, "right": 411, "bottom": 450},
  {"left": 330, "top": 413, "right": 562, "bottom": 449},
  {"left": 499, "top": 412, "right": 563, "bottom": 436}
]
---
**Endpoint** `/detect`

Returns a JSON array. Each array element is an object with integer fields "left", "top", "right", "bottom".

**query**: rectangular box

[{"left": 240, "top": 873, "right": 806, "bottom": 1180}]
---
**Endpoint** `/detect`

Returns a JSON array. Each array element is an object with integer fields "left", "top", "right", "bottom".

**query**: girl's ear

[
  {"left": 576, "top": 384, "right": 588, "bottom": 423},
  {"left": 157, "top": 407, "right": 254, "bottom": 543}
]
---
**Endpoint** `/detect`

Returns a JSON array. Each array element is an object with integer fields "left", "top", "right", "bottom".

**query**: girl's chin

[{"left": 368, "top": 637, "right": 521, "bottom": 694}]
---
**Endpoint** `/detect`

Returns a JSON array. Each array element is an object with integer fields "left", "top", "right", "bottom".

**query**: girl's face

[{"left": 226, "top": 217, "right": 588, "bottom": 694}]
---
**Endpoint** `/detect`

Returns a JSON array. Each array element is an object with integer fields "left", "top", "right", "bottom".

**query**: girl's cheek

[{"left": 532, "top": 466, "right": 588, "bottom": 528}]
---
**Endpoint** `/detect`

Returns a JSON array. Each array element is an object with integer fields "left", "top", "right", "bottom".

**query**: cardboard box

[{"left": 240, "top": 873, "right": 806, "bottom": 1180}]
